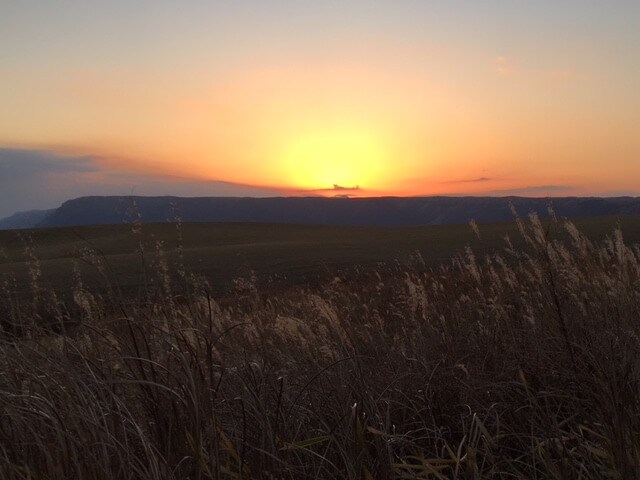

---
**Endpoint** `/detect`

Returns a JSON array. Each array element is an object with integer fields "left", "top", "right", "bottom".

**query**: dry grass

[{"left": 0, "top": 213, "right": 639, "bottom": 479}]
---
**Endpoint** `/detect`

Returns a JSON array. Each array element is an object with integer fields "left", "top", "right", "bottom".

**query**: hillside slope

[{"left": 1, "top": 195, "right": 637, "bottom": 229}]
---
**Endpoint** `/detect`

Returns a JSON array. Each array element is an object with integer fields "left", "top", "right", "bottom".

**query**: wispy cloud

[
  {"left": 332, "top": 184, "right": 359, "bottom": 191},
  {"left": 495, "top": 56, "right": 516, "bottom": 76},
  {"left": 0, "top": 148, "right": 100, "bottom": 176},
  {"left": 442, "top": 177, "right": 492, "bottom": 184},
  {"left": 304, "top": 184, "right": 361, "bottom": 196},
  {"left": 490, "top": 185, "right": 574, "bottom": 196},
  {"left": 0, "top": 148, "right": 101, "bottom": 218},
  {"left": 0, "top": 148, "right": 290, "bottom": 219}
]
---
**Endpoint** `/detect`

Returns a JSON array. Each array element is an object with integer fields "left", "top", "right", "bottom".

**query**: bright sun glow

[{"left": 278, "top": 125, "right": 388, "bottom": 192}]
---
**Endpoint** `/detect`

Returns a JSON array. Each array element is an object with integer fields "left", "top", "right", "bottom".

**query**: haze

[{"left": 1, "top": 1, "right": 639, "bottom": 218}]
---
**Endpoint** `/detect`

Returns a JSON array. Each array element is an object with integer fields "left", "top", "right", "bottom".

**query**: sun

[{"left": 278, "top": 125, "right": 387, "bottom": 192}]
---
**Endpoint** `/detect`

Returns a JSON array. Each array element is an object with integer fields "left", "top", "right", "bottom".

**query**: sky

[{"left": 1, "top": 1, "right": 639, "bottom": 218}]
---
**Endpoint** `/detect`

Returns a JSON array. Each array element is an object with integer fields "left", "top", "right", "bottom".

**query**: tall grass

[{"left": 0, "top": 214, "right": 639, "bottom": 479}]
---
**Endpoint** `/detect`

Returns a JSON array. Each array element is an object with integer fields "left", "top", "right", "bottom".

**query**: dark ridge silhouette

[
  {"left": 0, "top": 208, "right": 55, "bottom": 230},
  {"left": 1, "top": 195, "right": 640, "bottom": 230}
]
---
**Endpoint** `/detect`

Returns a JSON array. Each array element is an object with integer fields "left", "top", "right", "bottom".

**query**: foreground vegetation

[{"left": 0, "top": 213, "right": 639, "bottom": 479}]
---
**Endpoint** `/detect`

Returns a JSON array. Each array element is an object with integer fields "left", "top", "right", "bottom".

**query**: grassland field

[{"left": 1, "top": 214, "right": 639, "bottom": 298}]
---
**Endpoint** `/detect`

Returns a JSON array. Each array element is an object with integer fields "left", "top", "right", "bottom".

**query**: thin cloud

[
  {"left": 490, "top": 185, "right": 574, "bottom": 196},
  {"left": 442, "top": 177, "right": 492, "bottom": 184},
  {"left": 0, "top": 148, "right": 102, "bottom": 218},
  {"left": 330, "top": 184, "right": 361, "bottom": 198},
  {"left": 495, "top": 56, "right": 516, "bottom": 76},
  {"left": 306, "top": 184, "right": 361, "bottom": 193},
  {"left": 332, "top": 184, "right": 359, "bottom": 191},
  {"left": 0, "top": 148, "right": 291, "bottom": 219},
  {"left": 0, "top": 148, "right": 100, "bottom": 177}
]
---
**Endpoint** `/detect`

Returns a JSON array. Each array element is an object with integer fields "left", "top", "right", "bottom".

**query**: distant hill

[
  {"left": 0, "top": 208, "right": 55, "bottom": 230},
  {"left": 1, "top": 195, "right": 640, "bottom": 229}
]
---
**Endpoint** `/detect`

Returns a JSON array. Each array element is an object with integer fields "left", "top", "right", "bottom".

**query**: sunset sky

[{"left": 1, "top": 1, "right": 639, "bottom": 217}]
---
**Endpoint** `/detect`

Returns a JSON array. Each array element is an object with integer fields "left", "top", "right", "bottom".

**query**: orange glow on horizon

[{"left": 2, "top": 33, "right": 638, "bottom": 199}]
